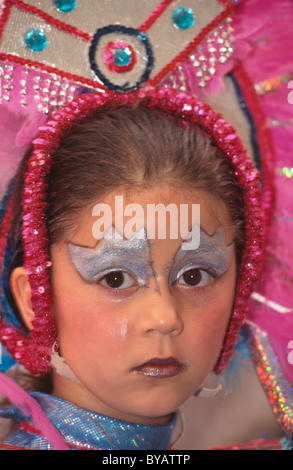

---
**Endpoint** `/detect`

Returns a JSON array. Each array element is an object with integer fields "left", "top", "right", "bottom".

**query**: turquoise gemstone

[
  {"left": 113, "top": 47, "right": 132, "bottom": 67},
  {"left": 54, "top": 0, "right": 77, "bottom": 13},
  {"left": 25, "top": 29, "right": 48, "bottom": 52},
  {"left": 172, "top": 7, "right": 195, "bottom": 30}
]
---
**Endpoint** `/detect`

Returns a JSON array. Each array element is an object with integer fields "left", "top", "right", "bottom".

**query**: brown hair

[{"left": 46, "top": 106, "right": 245, "bottom": 247}]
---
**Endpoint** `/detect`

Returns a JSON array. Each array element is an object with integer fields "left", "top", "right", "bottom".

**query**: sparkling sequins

[
  {"left": 25, "top": 29, "right": 48, "bottom": 52},
  {"left": 89, "top": 25, "right": 153, "bottom": 92},
  {"left": 54, "top": 0, "right": 77, "bottom": 13},
  {"left": 162, "top": 17, "right": 234, "bottom": 90},
  {"left": 0, "top": 63, "right": 14, "bottom": 103},
  {"left": 247, "top": 326, "right": 293, "bottom": 441},
  {"left": 279, "top": 167, "right": 293, "bottom": 178},
  {"left": 3, "top": 392, "right": 177, "bottom": 450},
  {"left": 172, "top": 7, "right": 195, "bottom": 30},
  {"left": 255, "top": 73, "right": 293, "bottom": 95},
  {"left": 0, "top": 0, "right": 235, "bottom": 94},
  {"left": 103, "top": 41, "right": 137, "bottom": 73},
  {"left": 189, "top": 17, "right": 234, "bottom": 88}
]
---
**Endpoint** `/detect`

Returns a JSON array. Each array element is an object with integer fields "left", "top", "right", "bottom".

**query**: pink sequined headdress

[{"left": 0, "top": 0, "right": 292, "bottom": 443}]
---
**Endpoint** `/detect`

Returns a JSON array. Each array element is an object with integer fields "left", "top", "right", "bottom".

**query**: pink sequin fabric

[{"left": 0, "top": 87, "right": 264, "bottom": 375}]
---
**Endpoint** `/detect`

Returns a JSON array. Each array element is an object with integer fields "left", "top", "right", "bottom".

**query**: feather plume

[{"left": 0, "top": 371, "right": 69, "bottom": 450}]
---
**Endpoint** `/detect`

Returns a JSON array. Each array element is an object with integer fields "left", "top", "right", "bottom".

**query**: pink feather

[{"left": 0, "top": 371, "right": 70, "bottom": 450}]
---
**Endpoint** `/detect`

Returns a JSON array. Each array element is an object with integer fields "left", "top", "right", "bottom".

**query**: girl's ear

[{"left": 9, "top": 267, "right": 35, "bottom": 331}]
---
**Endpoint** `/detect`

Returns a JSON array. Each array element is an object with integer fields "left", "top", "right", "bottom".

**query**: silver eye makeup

[
  {"left": 67, "top": 226, "right": 234, "bottom": 295},
  {"left": 169, "top": 227, "right": 234, "bottom": 291},
  {"left": 67, "top": 227, "right": 155, "bottom": 292}
]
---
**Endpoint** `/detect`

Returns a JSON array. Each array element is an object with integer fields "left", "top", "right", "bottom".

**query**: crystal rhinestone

[
  {"left": 113, "top": 47, "right": 132, "bottom": 66},
  {"left": 25, "top": 29, "right": 48, "bottom": 52},
  {"left": 54, "top": 0, "right": 77, "bottom": 12},
  {"left": 172, "top": 7, "right": 195, "bottom": 30}
]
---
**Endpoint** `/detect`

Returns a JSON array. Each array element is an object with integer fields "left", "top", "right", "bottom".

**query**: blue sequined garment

[{"left": 0, "top": 392, "right": 177, "bottom": 450}]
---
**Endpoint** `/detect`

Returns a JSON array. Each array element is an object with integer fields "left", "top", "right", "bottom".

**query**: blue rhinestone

[
  {"left": 172, "top": 7, "right": 195, "bottom": 30},
  {"left": 54, "top": 0, "right": 77, "bottom": 13},
  {"left": 113, "top": 47, "right": 132, "bottom": 67},
  {"left": 25, "top": 29, "right": 48, "bottom": 52}
]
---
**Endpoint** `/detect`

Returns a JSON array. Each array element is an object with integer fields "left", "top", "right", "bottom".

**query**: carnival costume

[{"left": 0, "top": 0, "right": 291, "bottom": 450}]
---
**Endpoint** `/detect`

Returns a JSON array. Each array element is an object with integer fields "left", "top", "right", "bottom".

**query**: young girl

[{"left": 0, "top": 87, "right": 264, "bottom": 450}]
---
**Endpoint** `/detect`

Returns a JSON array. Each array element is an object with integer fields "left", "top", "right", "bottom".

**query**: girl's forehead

[{"left": 68, "top": 186, "right": 235, "bottom": 248}]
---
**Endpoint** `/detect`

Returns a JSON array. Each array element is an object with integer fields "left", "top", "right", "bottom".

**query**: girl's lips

[{"left": 132, "top": 357, "right": 187, "bottom": 378}]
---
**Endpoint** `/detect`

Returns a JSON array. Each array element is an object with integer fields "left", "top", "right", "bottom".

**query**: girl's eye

[
  {"left": 99, "top": 271, "right": 136, "bottom": 289},
  {"left": 177, "top": 268, "right": 213, "bottom": 287}
]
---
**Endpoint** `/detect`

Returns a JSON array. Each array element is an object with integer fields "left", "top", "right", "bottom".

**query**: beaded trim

[
  {"left": 3, "top": 0, "right": 92, "bottom": 42},
  {"left": 0, "top": 0, "right": 234, "bottom": 94},
  {"left": 139, "top": 0, "right": 175, "bottom": 33},
  {"left": 88, "top": 25, "right": 153, "bottom": 92},
  {"left": 0, "top": 87, "right": 264, "bottom": 374},
  {"left": 148, "top": 1, "right": 234, "bottom": 88}
]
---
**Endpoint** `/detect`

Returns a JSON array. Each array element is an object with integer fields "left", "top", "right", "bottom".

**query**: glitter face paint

[
  {"left": 67, "top": 226, "right": 155, "bottom": 289},
  {"left": 169, "top": 227, "right": 235, "bottom": 288},
  {"left": 67, "top": 225, "right": 234, "bottom": 301}
]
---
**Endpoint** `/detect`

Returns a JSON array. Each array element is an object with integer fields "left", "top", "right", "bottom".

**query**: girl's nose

[{"left": 139, "top": 288, "right": 183, "bottom": 336}]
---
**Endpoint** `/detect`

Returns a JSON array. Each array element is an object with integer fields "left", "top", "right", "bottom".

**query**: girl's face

[{"left": 50, "top": 187, "right": 237, "bottom": 425}]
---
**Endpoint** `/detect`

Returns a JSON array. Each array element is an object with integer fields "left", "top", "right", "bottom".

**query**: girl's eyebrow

[
  {"left": 163, "top": 226, "right": 234, "bottom": 265},
  {"left": 165, "top": 226, "right": 235, "bottom": 283},
  {"left": 66, "top": 227, "right": 155, "bottom": 283},
  {"left": 186, "top": 226, "right": 234, "bottom": 252},
  {"left": 66, "top": 225, "right": 234, "bottom": 288},
  {"left": 67, "top": 225, "right": 147, "bottom": 250},
  {"left": 179, "top": 226, "right": 235, "bottom": 262}
]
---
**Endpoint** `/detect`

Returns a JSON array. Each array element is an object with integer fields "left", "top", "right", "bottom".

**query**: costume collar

[
  {"left": 32, "top": 392, "right": 177, "bottom": 450},
  {"left": 1, "top": 391, "right": 177, "bottom": 450}
]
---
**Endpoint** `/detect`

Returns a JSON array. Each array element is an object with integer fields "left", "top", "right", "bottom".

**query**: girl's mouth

[{"left": 132, "top": 357, "right": 187, "bottom": 378}]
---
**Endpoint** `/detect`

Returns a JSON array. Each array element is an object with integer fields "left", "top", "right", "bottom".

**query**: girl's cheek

[
  {"left": 176, "top": 263, "right": 236, "bottom": 311},
  {"left": 69, "top": 295, "right": 132, "bottom": 344},
  {"left": 174, "top": 284, "right": 218, "bottom": 309}
]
